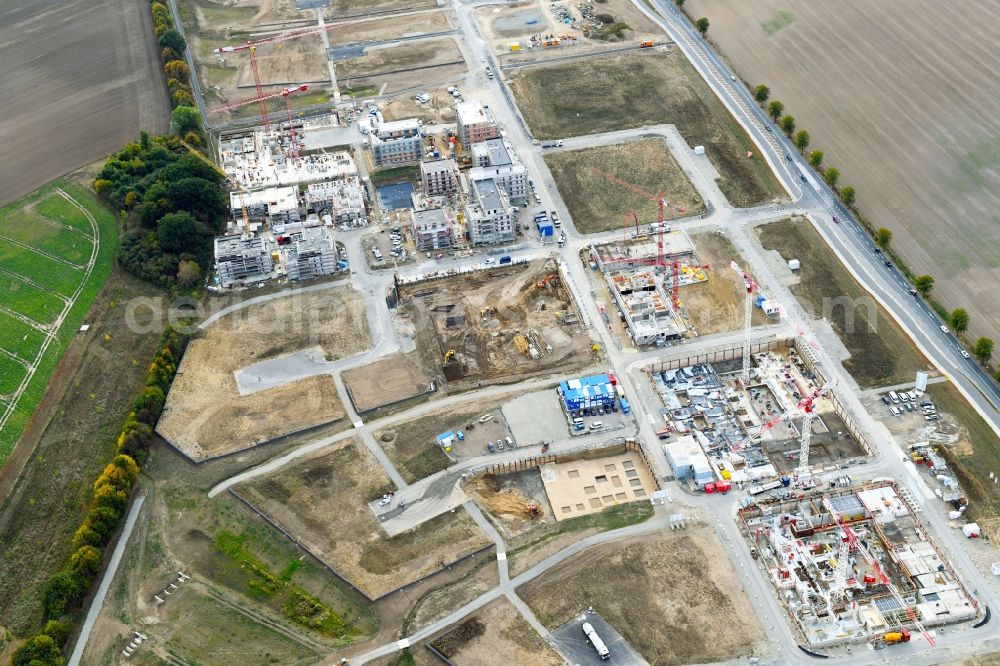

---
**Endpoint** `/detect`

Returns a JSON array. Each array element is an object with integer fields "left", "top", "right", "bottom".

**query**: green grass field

[
  {"left": 0, "top": 180, "right": 119, "bottom": 466},
  {"left": 0, "top": 211, "right": 92, "bottom": 265}
]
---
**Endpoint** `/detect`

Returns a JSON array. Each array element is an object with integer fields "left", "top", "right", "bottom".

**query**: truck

[
  {"left": 883, "top": 629, "right": 911, "bottom": 645},
  {"left": 582, "top": 623, "right": 610, "bottom": 661},
  {"left": 749, "top": 480, "right": 783, "bottom": 496},
  {"left": 640, "top": 40, "right": 654, "bottom": 48},
  {"left": 619, "top": 397, "right": 630, "bottom": 414},
  {"left": 499, "top": 255, "right": 512, "bottom": 265}
]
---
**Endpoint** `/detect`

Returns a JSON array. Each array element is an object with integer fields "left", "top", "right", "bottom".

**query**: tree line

[
  {"left": 750, "top": 83, "right": 995, "bottom": 371},
  {"left": 11, "top": 329, "right": 188, "bottom": 666}
]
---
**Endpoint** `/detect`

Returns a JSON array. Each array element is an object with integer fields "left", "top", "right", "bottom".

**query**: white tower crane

[
  {"left": 796, "top": 380, "right": 837, "bottom": 473},
  {"left": 822, "top": 495, "right": 936, "bottom": 647},
  {"left": 730, "top": 261, "right": 758, "bottom": 385}
]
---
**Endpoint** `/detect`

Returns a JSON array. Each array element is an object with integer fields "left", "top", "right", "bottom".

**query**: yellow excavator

[{"left": 444, "top": 349, "right": 457, "bottom": 363}]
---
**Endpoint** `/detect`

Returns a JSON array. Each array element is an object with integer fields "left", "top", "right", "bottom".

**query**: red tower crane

[
  {"left": 211, "top": 85, "right": 309, "bottom": 158},
  {"left": 213, "top": 18, "right": 358, "bottom": 134}
]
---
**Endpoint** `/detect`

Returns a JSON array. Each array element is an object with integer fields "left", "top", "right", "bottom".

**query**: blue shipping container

[{"left": 620, "top": 397, "right": 630, "bottom": 414}]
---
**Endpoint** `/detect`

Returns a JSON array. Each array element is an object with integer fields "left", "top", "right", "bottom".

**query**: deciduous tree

[
  {"left": 794, "top": 129, "right": 810, "bottom": 152},
  {"left": 158, "top": 28, "right": 187, "bottom": 55},
  {"left": 975, "top": 338, "right": 994, "bottom": 364},
  {"left": 913, "top": 274, "right": 935, "bottom": 296},
  {"left": 840, "top": 185, "right": 855, "bottom": 206},
  {"left": 875, "top": 225, "right": 891, "bottom": 247},
  {"left": 753, "top": 84, "right": 770, "bottom": 105},
  {"left": 12, "top": 634, "right": 64, "bottom": 666},
  {"left": 169, "top": 105, "right": 202, "bottom": 136},
  {"left": 950, "top": 308, "right": 970, "bottom": 333},
  {"left": 808, "top": 150, "right": 823, "bottom": 168},
  {"left": 767, "top": 100, "right": 784, "bottom": 121},
  {"left": 780, "top": 115, "right": 795, "bottom": 136},
  {"left": 824, "top": 167, "right": 840, "bottom": 189},
  {"left": 695, "top": 17, "right": 710, "bottom": 35}
]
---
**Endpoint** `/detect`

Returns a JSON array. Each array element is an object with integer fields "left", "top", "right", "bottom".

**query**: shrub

[
  {"left": 11, "top": 633, "right": 64, "bottom": 666},
  {"left": 41, "top": 571, "right": 86, "bottom": 618},
  {"left": 42, "top": 619, "right": 74, "bottom": 647}
]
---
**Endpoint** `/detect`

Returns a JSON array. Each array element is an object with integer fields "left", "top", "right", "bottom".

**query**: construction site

[
  {"left": 739, "top": 482, "right": 978, "bottom": 648},
  {"left": 649, "top": 338, "right": 869, "bottom": 491},
  {"left": 395, "top": 258, "right": 594, "bottom": 386}
]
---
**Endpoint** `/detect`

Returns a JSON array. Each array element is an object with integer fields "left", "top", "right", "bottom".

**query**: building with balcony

[
  {"left": 420, "top": 158, "right": 459, "bottom": 196},
  {"left": 465, "top": 178, "right": 515, "bottom": 246},
  {"left": 456, "top": 100, "right": 499, "bottom": 146},
  {"left": 411, "top": 207, "right": 456, "bottom": 251},
  {"left": 468, "top": 138, "right": 527, "bottom": 204},
  {"left": 370, "top": 118, "right": 423, "bottom": 167},
  {"left": 214, "top": 235, "right": 274, "bottom": 288}
]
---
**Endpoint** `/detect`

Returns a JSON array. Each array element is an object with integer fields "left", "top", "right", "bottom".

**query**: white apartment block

[
  {"left": 466, "top": 178, "right": 515, "bottom": 246},
  {"left": 370, "top": 118, "right": 423, "bottom": 167},
  {"left": 305, "top": 177, "right": 366, "bottom": 223},
  {"left": 420, "top": 158, "right": 459, "bottom": 196},
  {"left": 468, "top": 138, "right": 527, "bottom": 204},
  {"left": 411, "top": 208, "right": 455, "bottom": 250}
]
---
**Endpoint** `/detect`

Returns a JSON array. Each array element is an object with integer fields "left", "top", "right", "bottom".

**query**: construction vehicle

[
  {"left": 884, "top": 629, "right": 911, "bottom": 644},
  {"left": 640, "top": 40, "right": 655, "bottom": 48},
  {"left": 582, "top": 622, "right": 611, "bottom": 661},
  {"left": 178, "top": 139, "right": 251, "bottom": 234},
  {"left": 444, "top": 349, "right": 456, "bottom": 363},
  {"left": 591, "top": 343, "right": 603, "bottom": 353},
  {"left": 513, "top": 334, "right": 530, "bottom": 356},
  {"left": 537, "top": 273, "right": 559, "bottom": 289}
]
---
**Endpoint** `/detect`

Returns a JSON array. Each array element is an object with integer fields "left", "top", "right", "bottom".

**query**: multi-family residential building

[
  {"left": 411, "top": 208, "right": 456, "bottom": 250},
  {"left": 229, "top": 186, "right": 300, "bottom": 226},
  {"left": 456, "top": 100, "right": 499, "bottom": 146},
  {"left": 285, "top": 227, "right": 338, "bottom": 281},
  {"left": 420, "top": 158, "right": 459, "bottom": 196},
  {"left": 305, "top": 177, "right": 366, "bottom": 223},
  {"left": 465, "top": 178, "right": 515, "bottom": 246},
  {"left": 468, "top": 138, "right": 527, "bottom": 204},
  {"left": 370, "top": 118, "right": 423, "bottom": 167},
  {"left": 214, "top": 235, "right": 274, "bottom": 288}
]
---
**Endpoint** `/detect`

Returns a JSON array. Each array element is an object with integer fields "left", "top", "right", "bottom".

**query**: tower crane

[
  {"left": 178, "top": 139, "right": 251, "bottom": 235},
  {"left": 794, "top": 379, "right": 836, "bottom": 472},
  {"left": 592, "top": 169, "right": 688, "bottom": 307},
  {"left": 213, "top": 18, "right": 359, "bottom": 134},
  {"left": 211, "top": 85, "right": 309, "bottom": 159},
  {"left": 731, "top": 380, "right": 833, "bottom": 452},
  {"left": 730, "top": 261, "right": 759, "bottom": 385},
  {"left": 822, "top": 495, "right": 936, "bottom": 647}
]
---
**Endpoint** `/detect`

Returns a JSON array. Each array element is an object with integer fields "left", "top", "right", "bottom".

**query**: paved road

[
  {"left": 68, "top": 495, "right": 146, "bottom": 666},
  {"left": 643, "top": 0, "right": 1000, "bottom": 435}
]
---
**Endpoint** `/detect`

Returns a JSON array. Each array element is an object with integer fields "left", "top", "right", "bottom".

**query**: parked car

[{"left": 487, "top": 441, "right": 496, "bottom": 453}]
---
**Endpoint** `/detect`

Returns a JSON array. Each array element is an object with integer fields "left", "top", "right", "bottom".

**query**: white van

[
  {"left": 589, "top": 421, "right": 603, "bottom": 431},
  {"left": 505, "top": 436, "right": 514, "bottom": 448},
  {"left": 889, "top": 391, "right": 900, "bottom": 404}
]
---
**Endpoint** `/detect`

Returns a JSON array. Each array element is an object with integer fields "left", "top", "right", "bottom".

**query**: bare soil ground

[
  {"left": 684, "top": 231, "right": 769, "bottom": 335},
  {"left": 343, "top": 352, "right": 433, "bottom": 413},
  {"left": 519, "top": 527, "right": 763, "bottom": 664},
  {"left": 158, "top": 286, "right": 369, "bottom": 460},
  {"left": 327, "top": 10, "right": 450, "bottom": 47},
  {"left": 398, "top": 259, "right": 593, "bottom": 388},
  {"left": 408, "top": 559, "right": 499, "bottom": 631},
  {"left": 382, "top": 87, "right": 459, "bottom": 125},
  {"left": 0, "top": 269, "right": 164, "bottom": 635},
  {"left": 338, "top": 38, "right": 467, "bottom": 96},
  {"left": 235, "top": 439, "right": 490, "bottom": 598},
  {"left": 509, "top": 50, "right": 786, "bottom": 206},
  {"left": 0, "top": 0, "right": 170, "bottom": 207},
  {"left": 761, "top": 407, "right": 866, "bottom": 473},
  {"left": 687, "top": 0, "right": 1000, "bottom": 343},
  {"left": 325, "top": 0, "right": 439, "bottom": 18},
  {"left": 544, "top": 139, "right": 706, "bottom": 234},
  {"left": 429, "top": 599, "right": 563, "bottom": 666},
  {"left": 756, "top": 218, "right": 932, "bottom": 388},
  {"left": 374, "top": 400, "right": 506, "bottom": 483},
  {"left": 79, "top": 442, "right": 381, "bottom": 665}
]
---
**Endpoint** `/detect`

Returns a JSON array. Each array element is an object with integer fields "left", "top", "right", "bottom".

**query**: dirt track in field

[
  {"left": 687, "top": 0, "right": 1000, "bottom": 341},
  {"left": 0, "top": 0, "right": 171, "bottom": 207}
]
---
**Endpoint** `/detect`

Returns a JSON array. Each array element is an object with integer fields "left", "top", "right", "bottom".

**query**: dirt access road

[
  {"left": 686, "top": 0, "right": 1000, "bottom": 342},
  {"left": 0, "top": 0, "right": 170, "bottom": 206}
]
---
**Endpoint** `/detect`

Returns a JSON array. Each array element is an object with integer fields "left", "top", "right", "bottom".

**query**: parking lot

[
  {"left": 879, "top": 387, "right": 938, "bottom": 422},
  {"left": 502, "top": 389, "right": 568, "bottom": 444},
  {"left": 363, "top": 222, "right": 415, "bottom": 268},
  {"left": 550, "top": 610, "right": 645, "bottom": 666}
]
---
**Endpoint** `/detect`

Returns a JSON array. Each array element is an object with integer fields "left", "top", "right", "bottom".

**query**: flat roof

[
  {"left": 412, "top": 207, "right": 448, "bottom": 230},
  {"left": 481, "top": 138, "right": 512, "bottom": 166},
  {"left": 420, "top": 158, "right": 456, "bottom": 175},
  {"left": 472, "top": 177, "right": 504, "bottom": 210},
  {"left": 377, "top": 118, "right": 420, "bottom": 133},
  {"left": 456, "top": 100, "right": 493, "bottom": 127}
]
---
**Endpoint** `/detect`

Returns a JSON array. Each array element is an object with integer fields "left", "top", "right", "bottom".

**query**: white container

[
  {"left": 963, "top": 523, "right": 981, "bottom": 538},
  {"left": 788, "top": 259, "right": 801, "bottom": 270},
  {"left": 694, "top": 145, "right": 706, "bottom": 155}
]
